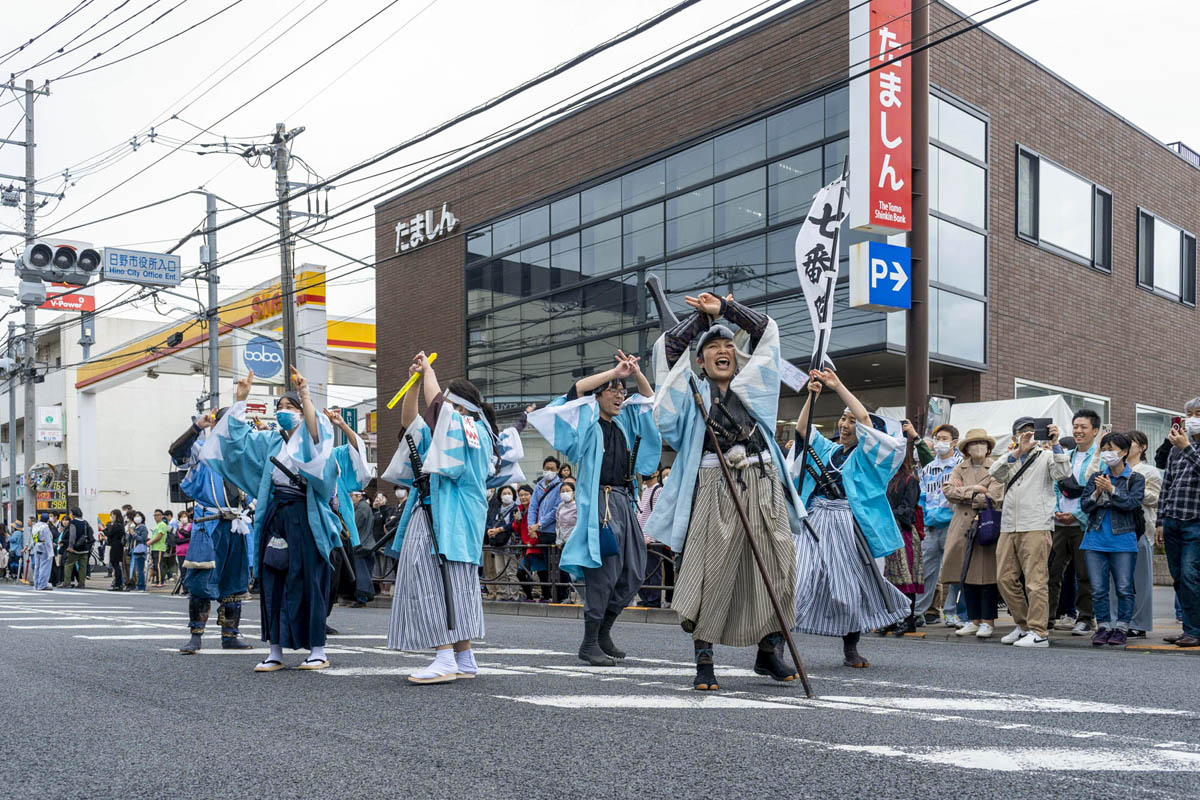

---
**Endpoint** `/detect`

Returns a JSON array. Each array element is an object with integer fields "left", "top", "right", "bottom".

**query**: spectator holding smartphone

[
  {"left": 1049, "top": 410, "right": 1102, "bottom": 636},
  {"left": 1157, "top": 400, "right": 1200, "bottom": 648},
  {"left": 1080, "top": 432, "right": 1145, "bottom": 646}
]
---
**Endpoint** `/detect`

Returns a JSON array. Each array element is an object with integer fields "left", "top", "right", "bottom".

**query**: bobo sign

[{"left": 242, "top": 336, "right": 285, "bottom": 379}]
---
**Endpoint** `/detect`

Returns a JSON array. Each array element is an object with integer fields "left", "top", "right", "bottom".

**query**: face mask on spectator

[
  {"left": 1187, "top": 417, "right": 1200, "bottom": 437},
  {"left": 967, "top": 443, "right": 988, "bottom": 459},
  {"left": 134, "top": 515, "right": 144, "bottom": 525},
  {"left": 1100, "top": 450, "right": 1123, "bottom": 467},
  {"left": 500, "top": 492, "right": 514, "bottom": 505},
  {"left": 543, "top": 470, "right": 557, "bottom": 482},
  {"left": 561, "top": 490, "right": 574, "bottom": 503},
  {"left": 933, "top": 441, "right": 953, "bottom": 456}
]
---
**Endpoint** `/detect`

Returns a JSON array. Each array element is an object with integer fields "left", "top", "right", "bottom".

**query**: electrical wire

[
  {"left": 8, "top": 0, "right": 157, "bottom": 79},
  {"left": 0, "top": 1, "right": 95, "bottom": 71}
]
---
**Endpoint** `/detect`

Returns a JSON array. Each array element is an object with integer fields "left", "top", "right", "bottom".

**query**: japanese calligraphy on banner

[
  {"left": 393, "top": 202, "right": 459, "bottom": 253},
  {"left": 848, "top": 0, "right": 912, "bottom": 233},
  {"left": 794, "top": 176, "right": 849, "bottom": 371}
]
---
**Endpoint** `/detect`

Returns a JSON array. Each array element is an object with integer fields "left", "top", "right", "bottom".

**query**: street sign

[
  {"left": 36, "top": 406, "right": 63, "bottom": 443},
  {"left": 338, "top": 407, "right": 358, "bottom": 447},
  {"left": 102, "top": 247, "right": 182, "bottom": 287},
  {"left": 849, "top": 241, "right": 911, "bottom": 312},
  {"left": 242, "top": 336, "right": 284, "bottom": 379}
]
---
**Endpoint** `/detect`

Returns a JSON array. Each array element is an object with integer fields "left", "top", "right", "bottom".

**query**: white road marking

[
  {"left": 820, "top": 697, "right": 1194, "bottom": 717},
  {"left": 501, "top": 694, "right": 798, "bottom": 710},
  {"left": 320, "top": 665, "right": 534, "bottom": 677},
  {"left": 549, "top": 665, "right": 760, "bottom": 678},
  {"left": 155, "top": 647, "right": 359, "bottom": 655},
  {"left": 0, "top": 616, "right": 90, "bottom": 621},
  {"left": 325, "top": 634, "right": 387, "bottom": 639},
  {"left": 822, "top": 745, "right": 1200, "bottom": 772},
  {"left": 10, "top": 623, "right": 154, "bottom": 629}
]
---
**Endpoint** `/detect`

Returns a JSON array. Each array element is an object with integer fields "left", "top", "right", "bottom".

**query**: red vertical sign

[{"left": 849, "top": 0, "right": 912, "bottom": 233}]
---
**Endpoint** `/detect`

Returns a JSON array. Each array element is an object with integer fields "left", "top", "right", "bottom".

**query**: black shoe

[
  {"left": 1127, "top": 629, "right": 1147, "bottom": 639},
  {"left": 597, "top": 610, "right": 625, "bottom": 659},
  {"left": 578, "top": 620, "right": 616, "bottom": 666},
  {"left": 221, "top": 637, "right": 254, "bottom": 650},
  {"left": 325, "top": 625, "right": 340, "bottom": 636},
  {"left": 753, "top": 647, "right": 798, "bottom": 683},
  {"left": 694, "top": 661, "right": 718, "bottom": 691},
  {"left": 842, "top": 632, "right": 869, "bottom": 668},
  {"left": 179, "top": 634, "right": 202, "bottom": 655},
  {"left": 350, "top": 601, "right": 366, "bottom": 608}
]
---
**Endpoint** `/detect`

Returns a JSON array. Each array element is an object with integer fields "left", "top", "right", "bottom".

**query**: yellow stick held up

[{"left": 386, "top": 352, "right": 437, "bottom": 409}]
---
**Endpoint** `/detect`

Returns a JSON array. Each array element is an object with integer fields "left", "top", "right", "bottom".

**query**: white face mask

[
  {"left": 544, "top": 470, "right": 558, "bottom": 482},
  {"left": 1100, "top": 450, "right": 1123, "bottom": 467},
  {"left": 1186, "top": 417, "right": 1200, "bottom": 437},
  {"left": 967, "top": 443, "right": 988, "bottom": 458},
  {"left": 933, "top": 441, "right": 953, "bottom": 456},
  {"left": 500, "top": 493, "right": 514, "bottom": 505},
  {"left": 560, "top": 491, "right": 574, "bottom": 503}
]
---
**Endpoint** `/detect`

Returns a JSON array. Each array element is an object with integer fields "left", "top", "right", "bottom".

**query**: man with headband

[
  {"left": 529, "top": 351, "right": 661, "bottom": 667},
  {"left": 644, "top": 292, "right": 811, "bottom": 691}
]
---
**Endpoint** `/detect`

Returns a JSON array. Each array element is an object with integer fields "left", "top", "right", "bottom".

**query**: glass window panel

[
  {"left": 830, "top": 284, "right": 888, "bottom": 353},
  {"left": 767, "top": 98, "right": 823, "bottom": 158},
  {"left": 823, "top": 138, "right": 849, "bottom": 183},
  {"left": 466, "top": 264, "right": 490, "bottom": 315},
  {"left": 935, "top": 100, "right": 986, "bottom": 161},
  {"left": 580, "top": 178, "right": 621, "bottom": 224},
  {"left": 521, "top": 243, "right": 551, "bottom": 296},
  {"left": 825, "top": 87, "right": 849, "bottom": 135},
  {"left": 769, "top": 293, "right": 810, "bottom": 363},
  {"left": 492, "top": 215, "right": 521, "bottom": 255},
  {"left": 936, "top": 147, "right": 986, "bottom": 229},
  {"left": 580, "top": 218, "right": 621, "bottom": 277},
  {"left": 582, "top": 273, "right": 638, "bottom": 335},
  {"left": 1136, "top": 407, "right": 1177, "bottom": 451},
  {"left": 1017, "top": 151, "right": 1036, "bottom": 238},
  {"left": 622, "top": 160, "right": 665, "bottom": 209},
  {"left": 936, "top": 219, "right": 985, "bottom": 295},
  {"left": 1185, "top": 235, "right": 1196, "bottom": 304},
  {"left": 489, "top": 359, "right": 525, "bottom": 400},
  {"left": 466, "top": 227, "right": 491, "bottom": 263},
  {"left": 488, "top": 303, "right": 524, "bottom": 357},
  {"left": 1015, "top": 380, "right": 1109, "bottom": 424},
  {"left": 495, "top": 257, "right": 524, "bottom": 305},
  {"left": 666, "top": 140, "right": 713, "bottom": 192},
  {"left": 766, "top": 224, "right": 801, "bottom": 295},
  {"left": 714, "top": 236, "right": 766, "bottom": 300},
  {"left": 583, "top": 336, "right": 623, "bottom": 376},
  {"left": 522, "top": 349, "right": 553, "bottom": 397},
  {"left": 935, "top": 289, "right": 984, "bottom": 363},
  {"left": 1093, "top": 189, "right": 1111, "bottom": 269},
  {"left": 623, "top": 204, "right": 663, "bottom": 268},
  {"left": 551, "top": 194, "right": 580, "bottom": 234},
  {"left": 928, "top": 96, "right": 940, "bottom": 142},
  {"left": 714, "top": 120, "right": 765, "bottom": 177},
  {"left": 768, "top": 148, "right": 822, "bottom": 225},
  {"left": 1154, "top": 217, "right": 1182, "bottom": 296},
  {"left": 522, "top": 296, "right": 553, "bottom": 349},
  {"left": 550, "top": 232, "right": 580, "bottom": 286},
  {"left": 713, "top": 168, "right": 766, "bottom": 239},
  {"left": 548, "top": 287, "right": 583, "bottom": 344},
  {"left": 928, "top": 143, "right": 940, "bottom": 212},
  {"left": 665, "top": 185, "right": 713, "bottom": 255},
  {"left": 665, "top": 250, "right": 714, "bottom": 301},
  {"left": 1037, "top": 160, "right": 1091, "bottom": 258},
  {"left": 466, "top": 316, "right": 489, "bottom": 360},
  {"left": 1138, "top": 211, "right": 1154, "bottom": 287},
  {"left": 928, "top": 214, "right": 940, "bottom": 283},
  {"left": 519, "top": 206, "right": 549, "bottom": 246}
]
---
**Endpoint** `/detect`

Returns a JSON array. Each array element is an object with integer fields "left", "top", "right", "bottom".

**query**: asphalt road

[{"left": 3, "top": 584, "right": 1198, "bottom": 800}]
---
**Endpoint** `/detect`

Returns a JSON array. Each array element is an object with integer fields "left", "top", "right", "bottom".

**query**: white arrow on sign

[{"left": 890, "top": 260, "right": 908, "bottom": 291}]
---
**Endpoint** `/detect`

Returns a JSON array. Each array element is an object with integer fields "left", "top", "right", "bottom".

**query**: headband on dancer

[{"left": 445, "top": 389, "right": 495, "bottom": 440}]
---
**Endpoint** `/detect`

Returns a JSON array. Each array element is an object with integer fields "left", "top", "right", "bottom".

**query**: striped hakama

[
  {"left": 793, "top": 496, "right": 909, "bottom": 637},
  {"left": 673, "top": 462, "right": 797, "bottom": 648},
  {"left": 387, "top": 507, "right": 485, "bottom": 651}
]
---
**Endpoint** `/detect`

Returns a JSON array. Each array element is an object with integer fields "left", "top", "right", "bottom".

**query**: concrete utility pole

[
  {"left": 205, "top": 192, "right": 220, "bottom": 410},
  {"left": 21, "top": 79, "right": 43, "bottom": 521},
  {"left": 272, "top": 123, "right": 304, "bottom": 389},
  {"left": 905, "top": 4, "right": 930, "bottom": 432},
  {"left": 6, "top": 321, "right": 15, "bottom": 525}
]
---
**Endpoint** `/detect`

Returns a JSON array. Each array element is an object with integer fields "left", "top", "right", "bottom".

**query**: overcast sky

[{"left": 0, "top": 0, "right": 1194, "bottom": 344}]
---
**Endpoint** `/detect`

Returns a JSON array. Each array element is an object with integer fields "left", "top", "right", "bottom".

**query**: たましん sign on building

[{"left": 849, "top": 0, "right": 912, "bottom": 234}]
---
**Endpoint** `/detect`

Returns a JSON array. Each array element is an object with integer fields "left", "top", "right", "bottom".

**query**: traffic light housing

[{"left": 16, "top": 240, "right": 101, "bottom": 287}]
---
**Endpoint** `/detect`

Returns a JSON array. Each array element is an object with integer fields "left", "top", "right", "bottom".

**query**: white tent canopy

[{"left": 878, "top": 395, "right": 1075, "bottom": 454}]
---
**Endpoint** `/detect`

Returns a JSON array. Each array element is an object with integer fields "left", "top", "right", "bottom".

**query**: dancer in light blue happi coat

[
  {"left": 789, "top": 368, "right": 910, "bottom": 668},
  {"left": 200, "top": 368, "right": 345, "bottom": 672},
  {"left": 528, "top": 351, "right": 661, "bottom": 667},
  {"left": 382, "top": 352, "right": 502, "bottom": 684},
  {"left": 643, "top": 292, "right": 814, "bottom": 691}
]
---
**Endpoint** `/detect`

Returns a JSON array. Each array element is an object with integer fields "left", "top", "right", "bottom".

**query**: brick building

[{"left": 374, "top": 1, "right": 1200, "bottom": 472}]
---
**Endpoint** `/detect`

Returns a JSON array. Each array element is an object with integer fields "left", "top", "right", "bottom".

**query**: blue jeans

[
  {"left": 1163, "top": 518, "right": 1200, "bottom": 638},
  {"left": 132, "top": 553, "right": 147, "bottom": 591},
  {"left": 1083, "top": 549, "right": 1135, "bottom": 629}
]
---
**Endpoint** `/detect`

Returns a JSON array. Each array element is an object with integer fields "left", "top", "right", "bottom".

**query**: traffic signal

[{"left": 16, "top": 240, "right": 101, "bottom": 287}]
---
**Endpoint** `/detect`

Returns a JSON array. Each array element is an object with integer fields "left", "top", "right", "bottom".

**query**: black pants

[
  {"left": 516, "top": 566, "right": 550, "bottom": 600},
  {"left": 964, "top": 583, "right": 1000, "bottom": 621}
]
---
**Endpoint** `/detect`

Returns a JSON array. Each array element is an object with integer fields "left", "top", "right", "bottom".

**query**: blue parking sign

[{"left": 848, "top": 241, "right": 911, "bottom": 312}]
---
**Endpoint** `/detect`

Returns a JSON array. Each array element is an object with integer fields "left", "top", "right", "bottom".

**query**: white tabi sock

[
  {"left": 454, "top": 648, "right": 478, "bottom": 675},
  {"left": 268, "top": 644, "right": 283, "bottom": 662},
  {"left": 412, "top": 648, "right": 458, "bottom": 680},
  {"left": 309, "top": 645, "right": 327, "bottom": 662}
]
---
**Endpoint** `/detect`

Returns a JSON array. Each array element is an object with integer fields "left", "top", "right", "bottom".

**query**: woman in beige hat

[{"left": 941, "top": 428, "right": 1005, "bottom": 637}]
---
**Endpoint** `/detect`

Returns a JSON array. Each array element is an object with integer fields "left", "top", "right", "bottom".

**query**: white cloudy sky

[{"left": 0, "top": 0, "right": 1193, "bottom": 340}]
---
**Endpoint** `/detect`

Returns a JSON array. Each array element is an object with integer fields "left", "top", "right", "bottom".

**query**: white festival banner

[{"left": 794, "top": 176, "right": 849, "bottom": 372}]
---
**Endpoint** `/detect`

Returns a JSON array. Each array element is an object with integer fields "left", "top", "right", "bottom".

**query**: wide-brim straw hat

[{"left": 959, "top": 428, "right": 996, "bottom": 452}]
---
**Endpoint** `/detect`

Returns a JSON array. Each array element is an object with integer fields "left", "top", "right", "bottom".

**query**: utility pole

[
  {"left": 905, "top": 4, "right": 930, "bottom": 432},
  {"left": 272, "top": 123, "right": 304, "bottom": 389},
  {"left": 204, "top": 192, "right": 220, "bottom": 410},
  {"left": 6, "top": 322, "right": 15, "bottom": 525},
  {"left": 19, "top": 79, "right": 47, "bottom": 522}
]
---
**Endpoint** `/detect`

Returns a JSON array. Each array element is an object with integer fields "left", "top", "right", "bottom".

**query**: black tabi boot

[
  {"left": 180, "top": 598, "right": 210, "bottom": 654},
  {"left": 842, "top": 631, "right": 869, "bottom": 668},
  {"left": 693, "top": 640, "right": 718, "bottom": 691},
  {"left": 578, "top": 619, "right": 616, "bottom": 666},
  {"left": 220, "top": 601, "right": 254, "bottom": 650},
  {"left": 597, "top": 610, "right": 626, "bottom": 659},
  {"left": 895, "top": 594, "right": 917, "bottom": 637},
  {"left": 753, "top": 632, "right": 798, "bottom": 682}
]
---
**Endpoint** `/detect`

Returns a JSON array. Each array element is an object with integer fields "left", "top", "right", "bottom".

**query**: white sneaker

[
  {"left": 955, "top": 622, "right": 979, "bottom": 636},
  {"left": 943, "top": 614, "right": 961, "bottom": 627},
  {"left": 1013, "top": 631, "right": 1049, "bottom": 648},
  {"left": 1000, "top": 626, "right": 1026, "bottom": 644},
  {"left": 1071, "top": 620, "right": 1094, "bottom": 635},
  {"left": 1053, "top": 616, "right": 1075, "bottom": 631},
  {"left": 976, "top": 623, "right": 994, "bottom": 638}
]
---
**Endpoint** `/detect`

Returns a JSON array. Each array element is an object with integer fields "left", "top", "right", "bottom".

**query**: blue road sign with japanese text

[{"left": 102, "top": 247, "right": 182, "bottom": 287}]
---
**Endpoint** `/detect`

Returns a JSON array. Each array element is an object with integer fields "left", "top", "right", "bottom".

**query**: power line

[
  {"left": 0, "top": 1, "right": 95, "bottom": 70},
  {"left": 8, "top": 0, "right": 158, "bottom": 79}
]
